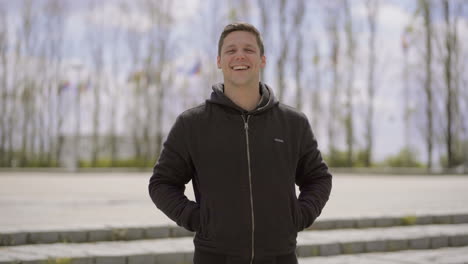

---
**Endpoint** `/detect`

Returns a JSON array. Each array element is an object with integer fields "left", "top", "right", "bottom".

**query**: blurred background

[{"left": 0, "top": 0, "right": 467, "bottom": 173}]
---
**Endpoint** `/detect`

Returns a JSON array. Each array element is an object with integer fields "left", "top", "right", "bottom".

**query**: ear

[
  {"left": 260, "top": 55, "right": 266, "bottom": 68},
  {"left": 217, "top": 56, "right": 221, "bottom": 69}
]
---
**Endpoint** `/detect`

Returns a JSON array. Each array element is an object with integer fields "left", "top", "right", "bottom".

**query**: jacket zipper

[{"left": 242, "top": 114, "right": 255, "bottom": 264}]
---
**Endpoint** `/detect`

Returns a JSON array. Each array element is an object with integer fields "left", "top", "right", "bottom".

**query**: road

[{"left": 0, "top": 172, "right": 467, "bottom": 231}]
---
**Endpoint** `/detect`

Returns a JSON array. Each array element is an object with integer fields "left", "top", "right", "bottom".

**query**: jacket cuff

[{"left": 298, "top": 202, "right": 317, "bottom": 231}]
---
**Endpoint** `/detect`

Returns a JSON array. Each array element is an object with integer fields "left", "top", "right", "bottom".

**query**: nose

[{"left": 233, "top": 51, "right": 246, "bottom": 60}]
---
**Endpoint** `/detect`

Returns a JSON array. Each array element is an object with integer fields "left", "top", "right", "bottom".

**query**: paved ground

[{"left": 0, "top": 172, "right": 467, "bottom": 231}]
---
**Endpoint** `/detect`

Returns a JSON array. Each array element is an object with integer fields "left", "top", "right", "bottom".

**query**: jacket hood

[{"left": 207, "top": 82, "right": 279, "bottom": 114}]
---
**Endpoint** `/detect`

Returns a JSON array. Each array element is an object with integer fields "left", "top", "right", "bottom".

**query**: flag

[
  {"left": 128, "top": 70, "right": 144, "bottom": 83},
  {"left": 58, "top": 80, "right": 70, "bottom": 94},
  {"left": 188, "top": 59, "right": 201, "bottom": 76},
  {"left": 78, "top": 80, "right": 91, "bottom": 93}
]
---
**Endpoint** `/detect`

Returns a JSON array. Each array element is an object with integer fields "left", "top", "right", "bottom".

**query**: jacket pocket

[
  {"left": 292, "top": 198, "right": 304, "bottom": 232},
  {"left": 199, "top": 203, "right": 212, "bottom": 239}
]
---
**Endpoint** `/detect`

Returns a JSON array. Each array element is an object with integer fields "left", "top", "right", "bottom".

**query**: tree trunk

[
  {"left": 257, "top": 0, "right": 269, "bottom": 82},
  {"left": 443, "top": 0, "right": 454, "bottom": 169},
  {"left": 0, "top": 7, "right": 8, "bottom": 166},
  {"left": 311, "top": 43, "right": 321, "bottom": 133},
  {"left": 326, "top": 6, "right": 340, "bottom": 158},
  {"left": 344, "top": 0, "right": 355, "bottom": 167},
  {"left": 293, "top": 1, "right": 305, "bottom": 111},
  {"left": 365, "top": 0, "right": 379, "bottom": 167},
  {"left": 276, "top": 0, "right": 288, "bottom": 101},
  {"left": 421, "top": 0, "right": 433, "bottom": 169}
]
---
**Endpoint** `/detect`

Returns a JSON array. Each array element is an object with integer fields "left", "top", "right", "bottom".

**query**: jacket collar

[{"left": 207, "top": 82, "right": 279, "bottom": 115}]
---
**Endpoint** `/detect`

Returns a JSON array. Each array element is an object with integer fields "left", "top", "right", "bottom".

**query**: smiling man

[{"left": 149, "top": 23, "right": 332, "bottom": 264}]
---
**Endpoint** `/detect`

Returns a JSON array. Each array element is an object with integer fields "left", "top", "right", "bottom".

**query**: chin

[{"left": 229, "top": 78, "right": 254, "bottom": 87}]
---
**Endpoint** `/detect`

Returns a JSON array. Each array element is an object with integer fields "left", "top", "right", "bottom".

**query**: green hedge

[
  {"left": 0, "top": 151, "right": 60, "bottom": 167},
  {"left": 381, "top": 148, "right": 424, "bottom": 168},
  {"left": 324, "top": 147, "right": 424, "bottom": 168}
]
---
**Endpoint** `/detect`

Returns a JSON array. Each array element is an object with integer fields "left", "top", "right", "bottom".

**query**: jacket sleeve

[
  {"left": 295, "top": 117, "right": 332, "bottom": 231},
  {"left": 148, "top": 115, "right": 200, "bottom": 232}
]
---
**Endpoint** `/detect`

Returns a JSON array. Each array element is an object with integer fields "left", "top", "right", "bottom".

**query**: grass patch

[
  {"left": 79, "top": 158, "right": 154, "bottom": 168},
  {"left": 401, "top": 215, "right": 418, "bottom": 226},
  {"left": 45, "top": 258, "right": 72, "bottom": 264}
]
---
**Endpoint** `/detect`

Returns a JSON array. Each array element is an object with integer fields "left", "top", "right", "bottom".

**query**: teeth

[{"left": 232, "top": 66, "right": 248, "bottom": 70}]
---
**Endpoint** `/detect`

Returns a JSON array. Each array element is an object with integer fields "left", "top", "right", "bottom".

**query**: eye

[
  {"left": 226, "top": 49, "right": 235, "bottom": 54},
  {"left": 245, "top": 49, "right": 254, "bottom": 53}
]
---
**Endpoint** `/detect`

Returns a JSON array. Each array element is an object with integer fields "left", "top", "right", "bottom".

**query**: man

[{"left": 149, "top": 22, "right": 332, "bottom": 264}]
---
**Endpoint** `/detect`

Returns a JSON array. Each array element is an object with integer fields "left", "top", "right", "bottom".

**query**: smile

[{"left": 231, "top": 65, "right": 250, "bottom": 71}]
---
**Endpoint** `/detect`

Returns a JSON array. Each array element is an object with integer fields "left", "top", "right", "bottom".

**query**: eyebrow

[{"left": 224, "top": 44, "right": 257, "bottom": 49}]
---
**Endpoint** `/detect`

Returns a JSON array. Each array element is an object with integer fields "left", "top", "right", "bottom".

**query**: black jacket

[{"left": 149, "top": 82, "right": 332, "bottom": 259}]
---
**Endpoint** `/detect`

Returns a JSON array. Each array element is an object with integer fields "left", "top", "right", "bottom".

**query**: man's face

[{"left": 217, "top": 31, "right": 266, "bottom": 88}]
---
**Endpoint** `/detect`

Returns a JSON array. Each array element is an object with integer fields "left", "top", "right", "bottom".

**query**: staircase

[{"left": 1, "top": 212, "right": 468, "bottom": 264}]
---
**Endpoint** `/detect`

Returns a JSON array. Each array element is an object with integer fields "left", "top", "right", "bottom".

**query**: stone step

[
  {"left": 0, "top": 224, "right": 468, "bottom": 264},
  {"left": 298, "top": 245, "right": 468, "bottom": 264},
  {"left": 1, "top": 212, "right": 467, "bottom": 246}
]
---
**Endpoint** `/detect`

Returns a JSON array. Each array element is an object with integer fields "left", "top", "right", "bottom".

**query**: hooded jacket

[{"left": 149, "top": 82, "right": 332, "bottom": 259}]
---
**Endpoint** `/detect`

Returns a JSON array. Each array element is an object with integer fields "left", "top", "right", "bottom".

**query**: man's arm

[
  {"left": 148, "top": 116, "right": 200, "bottom": 232},
  {"left": 295, "top": 117, "right": 332, "bottom": 231}
]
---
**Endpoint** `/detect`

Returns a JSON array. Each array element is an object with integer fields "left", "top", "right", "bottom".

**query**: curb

[
  {"left": 1, "top": 213, "right": 468, "bottom": 246},
  {"left": 0, "top": 229, "right": 467, "bottom": 264},
  {"left": 296, "top": 233, "right": 468, "bottom": 257}
]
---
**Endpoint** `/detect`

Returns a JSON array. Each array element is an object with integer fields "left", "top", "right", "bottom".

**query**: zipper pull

[
  {"left": 242, "top": 114, "right": 250, "bottom": 130},
  {"left": 241, "top": 114, "right": 249, "bottom": 130}
]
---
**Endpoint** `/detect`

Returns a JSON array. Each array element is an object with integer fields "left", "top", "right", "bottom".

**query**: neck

[{"left": 224, "top": 82, "right": 261, "bottom": 112}]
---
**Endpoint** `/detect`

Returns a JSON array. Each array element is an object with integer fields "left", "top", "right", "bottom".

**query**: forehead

[{"left": 222, "top": 31, "right": 258, "bottom": 49}]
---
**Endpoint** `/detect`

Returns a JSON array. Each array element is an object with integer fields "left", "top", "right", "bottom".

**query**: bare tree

[
  {"left": 141, "top": 0, "right": 156, "bottom": 164},
  {"left": 293, "top": 1, "right": 305, "bottom": 111},
  {"left": 86, "top": 0, "right": 105, "bottom": 167},
  {"left": 310, "top": 42, "right": 322, "bottom": 135},
  {"left": 42, "top": 0, "right": 66, "bottom": 166},
  {"left": 442, "top": 0, "right": 453, "bottom": 168},
  {"left": 420, "top": 0, "right": 434, "bottom": 169},
  {"left": 33, "top": 38, "right": 49, "bottom": 166},
  {"left": 125, "top": 20, "right": 145, "bottom": 162},
  {"left": 124, "top": 0, "right": 175, "bottom": 165},
  {"left": 325, "top": 3, "right": 341, "bottom": 159},
  {"left": 292, "top": 1, "right": 305, "bottom": 110},
  {"left": 17, "top": 0, "right": 41, "bottom": 166},
  {"left": 456, "top": 2, "right": 468, "bottom": 171},
  {"left": 71, "top": 62, "right": 85, "bottom": 169},
  {"left": 257, "top": 0, "right": 270, "bottom": 82},
  {"left": 1, "top": 0, "right": 65, "bottom": 167},
  {"left": 106, "top": 2, "right": 127, "bottom": 167},
  {"left": 343, "top": 0, "right": 355, "bottom": 167},
  {"left": 402, "top": 24, "right": 412, "bottom": 159},
  {"left": 145, "top": 0, "right": 174, "bottom": 161},
  {"left": 364, "top": 0, "right": 379, "bottom": 167},
  {"left": 5, "top": 5, "right": 24, "bottom": 166},
  {"left": 196, "top": 0, "right": 226, "bottom": 106},
  {"left": 441, "top": 0, "right": 461, "bottom": 169},
  {"left": 0, "top": 3, "right": 8, "bottom": 166},
  {"left": 276, "top": 0, "right": 289, "bottom": 101}
]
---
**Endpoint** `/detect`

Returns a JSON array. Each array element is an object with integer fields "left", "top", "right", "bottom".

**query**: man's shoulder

[
  {"left": 178, "top": 103, "right": 207, "bottom": 120},
  {"left": 276, "top": 102, "right": 308, "bottom": 121}
]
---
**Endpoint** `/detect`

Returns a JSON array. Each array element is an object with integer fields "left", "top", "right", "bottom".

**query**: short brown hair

[{"left": 218, "top": 22, "right": 264, "bottom": 57}]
